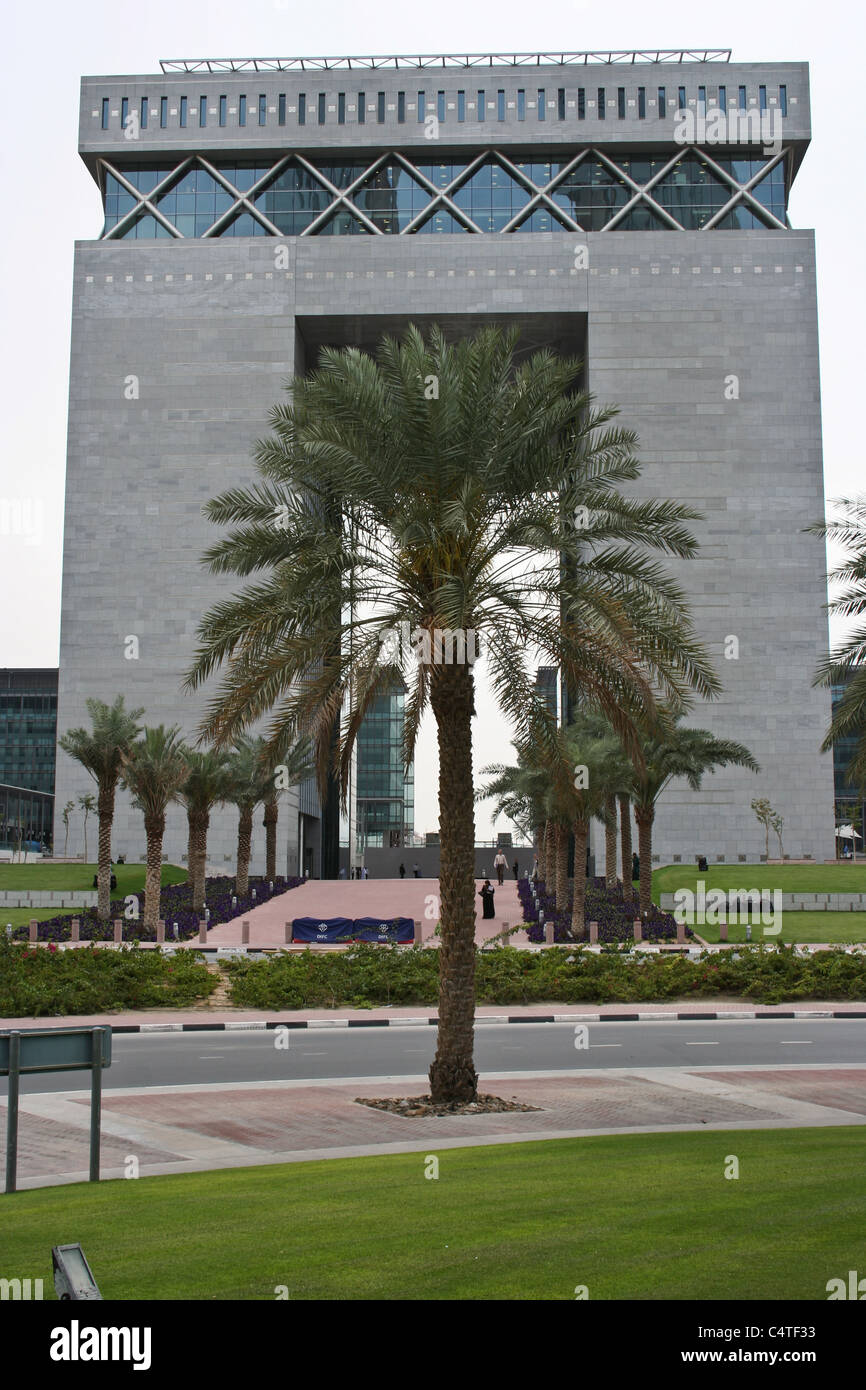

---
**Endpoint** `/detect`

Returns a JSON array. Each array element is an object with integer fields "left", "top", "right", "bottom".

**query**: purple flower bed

[
  {"left": 8, "top": 875, "right": 305, "bottom": 944},
  {"left": 519, "top": 876, "right": 691, "bottom": 943}
]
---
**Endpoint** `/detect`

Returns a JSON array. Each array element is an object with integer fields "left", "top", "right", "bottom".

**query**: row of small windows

[{"left": 100, "top": 84, "right": 789, "bottom": 131}]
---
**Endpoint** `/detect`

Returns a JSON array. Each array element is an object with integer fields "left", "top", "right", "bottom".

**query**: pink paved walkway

[{"left": 201, "top": 877, "right": 524, "bottom": 948}]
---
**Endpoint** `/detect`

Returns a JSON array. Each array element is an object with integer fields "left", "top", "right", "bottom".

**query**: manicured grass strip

[
  {"left": 0, "top": 909, "right": 69, "bottom": 931},
  {"left": 695, "top": 913, "right": 866, "bottom": 944},
  {"left": 653, "top": 864, "right": 866, "bottom": 895},
  {"left": 3, "top": 1128, "right": 864, "bottom": 1300},
  {"left": 0, "top": 864, "right": 186, "bottom": 893}
]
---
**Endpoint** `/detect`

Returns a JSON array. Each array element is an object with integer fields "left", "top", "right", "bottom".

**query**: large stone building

[{"left": 55, "top": 48, "right": 834, "bottom": 872}]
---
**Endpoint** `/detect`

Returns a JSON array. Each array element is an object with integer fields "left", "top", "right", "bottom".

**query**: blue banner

[
  {"left": 290, "top": 917, "right": 414, "bottom": 943},
  {"left": 352, "top": 917, "right": 414, "bottom": 943},
  {"left": 291, "top": 917, "right": 354, "bottom": 942}
]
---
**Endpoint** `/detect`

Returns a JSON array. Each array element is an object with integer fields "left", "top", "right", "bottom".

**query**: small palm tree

[
  {"left": 121, "top": 727, "right": 188, "bottom": 929},
  {"left": 225, "top": 736, "right": 275, "bottom": 896},
  {"left": 260, "top": 734, "right": 314, "bottom": 882},
  {"left": 185, "top": 325, "right": 717, "bottom": 1102},
  {"left": 807, "top": 497, "right": 866, "bottom": 795},
  {"left": 77, "top": 793, "right": 96, "bottom": 864},
  {"left": 61, "top": 801, "right": 75, "bottom": 857},
  {"left": 632, "top": 717, "right": 760, "bottom": 914},
  {"left": 178, "top": 749, "right": 231, "bottom": 914},
  {"left": 60, "top": 697, "right": 144, "bottom": 918}
]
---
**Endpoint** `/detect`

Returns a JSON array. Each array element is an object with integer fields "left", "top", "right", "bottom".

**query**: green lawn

[
  {"left": 695, "top": 913, "right": 866, "bottom": 945},
  {"left": 0, "top": 908, "right": 70, "bottom": 931},
  {"left": 0, "top": 863, "right": 185, "bottom": 894},
  {"left": 654, "top": 863, "right": 866, "bottom": 895},
  {"left": 4, "top": 1128, "right": 864, "bottom": 1300}
]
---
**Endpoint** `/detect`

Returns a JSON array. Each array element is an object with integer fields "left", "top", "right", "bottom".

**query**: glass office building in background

[
  {"left": 356, "top": 683, "right": 414, "bottom": 851},
  {"left": 0, "top": 669, "right": 58, "bottom": 851}
]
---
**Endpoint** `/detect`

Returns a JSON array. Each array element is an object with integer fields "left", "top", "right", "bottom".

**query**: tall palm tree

[
  {"left": 185, "top": 325, "right": 717, "bottom": 1102},
  {"left": 260, "top": 734, "right": 314, "bottom": 883},
  {"left": 61, "top": 801, "right": 75, "bottom": 857},
  {"left": 60, "top": 697, "right": 144, "bottom": 918},
  {"left": 806, "top": 497, "right": 866, "bottom": 794},
  {"left": 630, "top": 716, "right": 760, "bottom": 914},
  {"left": 618, "top": 793, "right": 635, "bottom": 903},
  {"left": 121, "top": 726, "right": 188, "bottom": 929},
  {"left": 225, "top": 736, "right": 275, "bottom": 896},
  {"left": 77, "top": 794, "right": 95, "bottom": 866},
  {"left": 178, "top": 749, "right": 231, "bottom": 914}
]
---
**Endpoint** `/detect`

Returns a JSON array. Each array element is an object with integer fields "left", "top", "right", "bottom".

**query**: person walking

[
  {"left": 479, "top": 879, "right": 496, "bottom": 920},
  {"left": 493, "top": 849, "right": 508, "bottom": 886},
  {"left": 531, "top": 857, "right": 540, "bottom": 883},
  {"left": 412, "top": 862, "right": 420, "bottom": 878},
  {"left": 512, "top": 859, "right": 519, "bottom": 881},
  {"left": 399, "top": 862, "right": 406, "bottom": 879}
]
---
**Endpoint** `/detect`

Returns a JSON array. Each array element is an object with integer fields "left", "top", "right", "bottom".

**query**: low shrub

[{"left": 0, "top": 939, "right": 219, "bottom": 1016}]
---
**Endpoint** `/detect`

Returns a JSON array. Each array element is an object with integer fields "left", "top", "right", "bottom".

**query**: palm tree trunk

[
  {"left": 96, "top": 783, "right": 115, "bottom": 921},
  {"left": 143, "top": 811, "right": 165, "bottom": 930},
  {"left": 543, "top": 820, "right": 554, "bottom": 887},
  {"left": 635, "top": 806, "right": 654, "bottom": 916},
  {"left": 555, "top": 822, "right": 569, "bottom": 912},
  {"left": 236, "top": 804, "right": 253, "bottom": 897},
  {"left": 263, "top": 797, "right": 278, "bottom": 882},
  {"left": 187, "top": 822, "right": 195, "bottom": 883},
  {"left": 619, "top": 794, "right": 633, "bottom": 903},
  {"left": 604, "top": 795, "right": 617, "bottom": 889},
  {"left": 570, "top": 820, "right": 589, "bottom": 939},
  {"left": 191, "top": 811, "right": 209, "bottom": 915},
  {"left": 428, "top": 662, "right": 478, "bottom": 1105}
]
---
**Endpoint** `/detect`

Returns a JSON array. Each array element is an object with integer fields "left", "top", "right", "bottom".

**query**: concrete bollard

[
  {"left": 545, "top": 921, "right": 554, "bottom": 945},
  {"left": 589, "top": 920, "right": 598, "bottom": 944},
  {"left": 29, "top": 918, "right": 38, "bottom": 944},
  {"left": 414, "top": 919, "right": 423, "bottom": 947},
  {"left": 633, "top": 918, "right": 642, "bottom": 943},
  {"left": 676, "top": 919, "right": 687, "bottom": 945},
  {"left": 719, "top": 921, "right": 728, "bottom": 943},
  {"left": 113, "top": 918, "right": 122, "bottom": 944},
  {"left": 241, "top": 919, "right": 250, "bottom": 945},
  {"left": 71, "top": 917, "right": 80, "bottom": 943},
  {"left": 198, "top": 920, "right": 207, "bottom": 944},
  {"left": 156, "top": 919, "right": 165, "bottom": 944},
  {"left": 284, "top": 921, "right": 293, "bottom": 944}
]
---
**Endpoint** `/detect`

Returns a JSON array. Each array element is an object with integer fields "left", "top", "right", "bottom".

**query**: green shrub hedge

[
  {"left": 0, "top": 941, "right": 219, "bottom": 1016},
  {"left": 224, "top": 942, "right": 866, "bottom": 1009}
]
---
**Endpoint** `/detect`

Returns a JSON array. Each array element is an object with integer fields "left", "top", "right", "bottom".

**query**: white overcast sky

[{"left": 0, "top": 0, "right": 862, "bottom": 837}]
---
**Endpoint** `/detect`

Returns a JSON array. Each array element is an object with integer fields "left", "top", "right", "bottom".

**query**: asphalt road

[{"left": 2, "top": 1020, "right": 865, "bottom": 1095}]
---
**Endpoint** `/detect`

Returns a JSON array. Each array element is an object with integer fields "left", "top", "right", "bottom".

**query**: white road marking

[
  {"left": 590, "top": 1043, "right": 622, "bottom": 1048},
  {"left": 686, "top": 1042, "right": 719, "bottom": 1046},
  {"left": 779, "top": 1041, "right": 813, "bottom": 1045}
]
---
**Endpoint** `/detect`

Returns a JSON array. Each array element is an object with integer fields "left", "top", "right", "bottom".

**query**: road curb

[{"left": 105, "top": 1009, "right": 866, "bottom": 1034}]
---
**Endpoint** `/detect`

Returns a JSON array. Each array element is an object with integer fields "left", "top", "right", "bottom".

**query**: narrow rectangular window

[
  {"left": 377, "top": 91, "right": 385, "bottom": 123},
  {"left": 578, "top": 87, "right": 585, "bottom": 120},
  {"left": 678, "top": 84, "right": 686, "bottom": 110},
  {"left": 278, "top": 94, "right": 286, "bottom": 125},
  {"left": 779, "top": 84, "right": 787, "bottom": 116},
  {"left": 179, "top": 95, "right": 187, "bottom": 127},
  {"left": 338, "top": 92, "right": 346, "bottom": 124},
  {"left": 477, "top": 89, "right": 486, "bottom": 120},
  {"left": 497, "top": 88, "right": 505, "bottom": 120},
  {"left": 597, "top": 87, "right": 605, "bottom": 119},
  {"left": 397, "top": 91, "right": 405, "bottom": 122},
  {"left": 698, "top": 85, "right": 706, "bottom": 114},
  {"left": 141, "top": 97, "right": 149, "bottom": 129},
  {"left": 160, "top": 95, "right": 168, "bottom": 127},
  {"left": 437, "top": 90, "right": 445, "bottom": 122},
  {"left": 238, "top": 95, "right": 246, "bottom": 126},
  {"left": 418, "top": 91, "right": 425, "bottom": 121},
  {"left": 121, "top": 97, "right": 129, "bottom": 128},
  {"left": 718, "top": 85, "right": 727, "bottom": 115},
  {"left": 259, "top": 94, "right": 267, "bottom": 125},
  {"left": 357, "top": 92, "right": 365, "bottom": 124},
  {"left": 318, "top": 92, "right": 326, "bottom": 124},
  {"left": 739, "top": 84, "right": 747, "bottom": 110},
  {"left": 458, "top": 90, "right": 465, "bottom": 121},
  {"left": 637, "top": 87, "right": 645, "bottom": 118},
  {"left": 298, "top": 93, "right": 306, "bottom": 125},
  {"left": 199, "top": 95, "right": 207, "bottom": 126},
  {"left": 617, "top": 87, "right": 625, "bottom": 118},
  {"left": 759, "top": 84, "right": 767, "bottom": 111},
  {"left": 218, "top": 95, "right": 226, "bottom": 126},
  {"left": 558, "top": 86, "right": 566, "bottom": 119},
  {"left": 658, "top": 86, "right": 666, "bottom": 117},
  {"left": 101, "top": 97, "right": 109, "bottom": 129},
  {"left": 517, "top": 89, "right": 525, "bottom": 119},
  {"left": 537, "top": 88, "right": 545, "bottom": 120}
]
